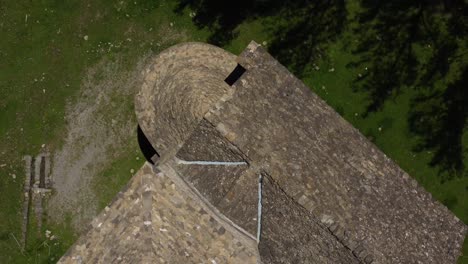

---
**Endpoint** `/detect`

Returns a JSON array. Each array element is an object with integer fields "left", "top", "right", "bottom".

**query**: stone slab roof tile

[
  {"left": 62, "top": 41, "right": 466, "bottom": 264},
  {"left": 202, "top": 41, "right": 466, "bottom": 263},
  {"left": 59, "top": 163, "right": 259, "bottom": 264}
]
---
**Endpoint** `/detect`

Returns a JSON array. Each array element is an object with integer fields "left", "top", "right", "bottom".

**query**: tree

[
  {"left": 352, "top": 0, "right": 468, "bottom": 179},
  {"left": 175, "top": 0, "right": 346, "bottom": 76}
]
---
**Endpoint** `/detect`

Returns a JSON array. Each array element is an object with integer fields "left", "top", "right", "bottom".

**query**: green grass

[
  {"left": 224, "top": 18, "right": 270, "bottom": 54},
  {"left": 1, "top": 0, "right": 466, "bottom": 263},
  {"left": 92, "top": 143, "right": 145, "bottom": 211},
  {"left": 0, "top": 0, "right": 209, "bottom": 262}
]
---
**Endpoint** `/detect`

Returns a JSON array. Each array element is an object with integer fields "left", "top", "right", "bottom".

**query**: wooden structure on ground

[{"left": 21, "top": 153, "right": 52, "bottom": 249}]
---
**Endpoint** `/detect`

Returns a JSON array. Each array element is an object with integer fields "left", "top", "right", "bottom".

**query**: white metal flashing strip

[
  {"left": 176, "top": 160, "right": 247, "bottom": 166},
  {"left": 257, "top": 174, "right": 263, "bottom": 243}
]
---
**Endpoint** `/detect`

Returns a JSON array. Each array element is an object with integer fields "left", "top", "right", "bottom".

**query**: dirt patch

[
  {"left": 46, "top": 54, "right": 150, "bottom": 232},
  {"left": 45, "top": 24, "right": 189, "bottom": 233}
]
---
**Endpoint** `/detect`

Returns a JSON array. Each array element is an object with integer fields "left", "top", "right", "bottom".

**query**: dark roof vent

[
  {"left": 137, "top": 125, "right": 159, "bottom": 165},
  {"left": 224, "top": 64, "right": 246, "bottom": 86}
]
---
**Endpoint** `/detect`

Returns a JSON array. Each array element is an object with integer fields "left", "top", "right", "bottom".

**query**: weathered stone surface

[
  {"left": 216, "top": 168, "right": 259, "bottom": 237},
  {"left": 135, "top": 42, "right": 237, "bottom": 163},
  {"left": 259, "top": 173, "right": 360, "bottom": 264},
  {"left": 63, "top": 41, "right": 466, "bottom": 263},
  {"left": 204, "top": 41, "right": 467, "bottom": 263},
  {"left": 172, "top": 118, "right": 251, "bottom": 222},
  {"left": 172, "top": 117, "right": 258, "bottom": 236},
  {"left": 159, "top": 160, "right": 258, "bottom": 243},
  {"left": 59, "top": 163, "right": 258, "bottom": 264},
  {"left": 172, "top": 162, "right": 248, "bottom": 206},
  {"left": 176, "top": 118, "right": 247, "bottom": 162}
]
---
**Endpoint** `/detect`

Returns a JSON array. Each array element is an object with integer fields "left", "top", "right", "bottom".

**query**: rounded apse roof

[{"left": 135, "top": 42, "right": 237, "bottom": 162}]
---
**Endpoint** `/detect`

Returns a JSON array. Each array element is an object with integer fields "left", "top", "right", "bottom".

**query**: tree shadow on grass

[
  {"left": 174, "top": 0, "right": 346, "bottom": 77},
  {"left": 409, "top": 66, "right": 468, "bottom": 181},
  {"left": 350, "top": 0, "right": 468, "bottom": 180},
  {"left": 174, "top": 0, "right": 280, "bottom": 46},
  {"left": 349, "top": 0, "right": 424, "bottom": 114},
  {"left": 266, "top": 1, "right": 346, "bottom": 77}
]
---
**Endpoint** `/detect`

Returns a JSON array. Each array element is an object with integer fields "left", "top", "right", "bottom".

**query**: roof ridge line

[
  {"left": 260, "top": 171, "right": 373, "bottom": 263},
  {"left": 156, "top": 161, "right": 260, "bottom": 248}
]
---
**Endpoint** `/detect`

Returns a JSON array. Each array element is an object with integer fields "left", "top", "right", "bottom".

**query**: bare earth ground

[
  {"left": 46, "top": 55, "right": 146, "bottom": 231},
  {"left": 45, "top": 24, "right": 190, "bottom": 233}
]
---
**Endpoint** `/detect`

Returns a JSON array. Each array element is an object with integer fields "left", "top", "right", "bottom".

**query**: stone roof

[
  {"left": 135, "top": 42, "right": 237, "bottom": 163},
  {"left": 61, "top": 41, "right": 466, "bottom": 263},
  {"left": 199, "top": 42, "right": 466, "bottom": 263},
  {"left": 59, "top": 163, "right": 259, "bottom": 264}
]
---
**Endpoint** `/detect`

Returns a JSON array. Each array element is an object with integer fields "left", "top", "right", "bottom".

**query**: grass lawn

[
  {"left": 0, "top": 0, "right": 466, "bottom": 263},
  {"left": 0, "top": 0, "right": 208, "bottom": 262}
]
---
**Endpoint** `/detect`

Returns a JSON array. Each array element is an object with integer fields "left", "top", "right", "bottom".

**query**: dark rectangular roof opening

[
  {"left": 137, "top": 125, "right": 159, "bottom": 165},
  {"left": 224, "top": 64, "right": 246, "bottom": 86}
]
